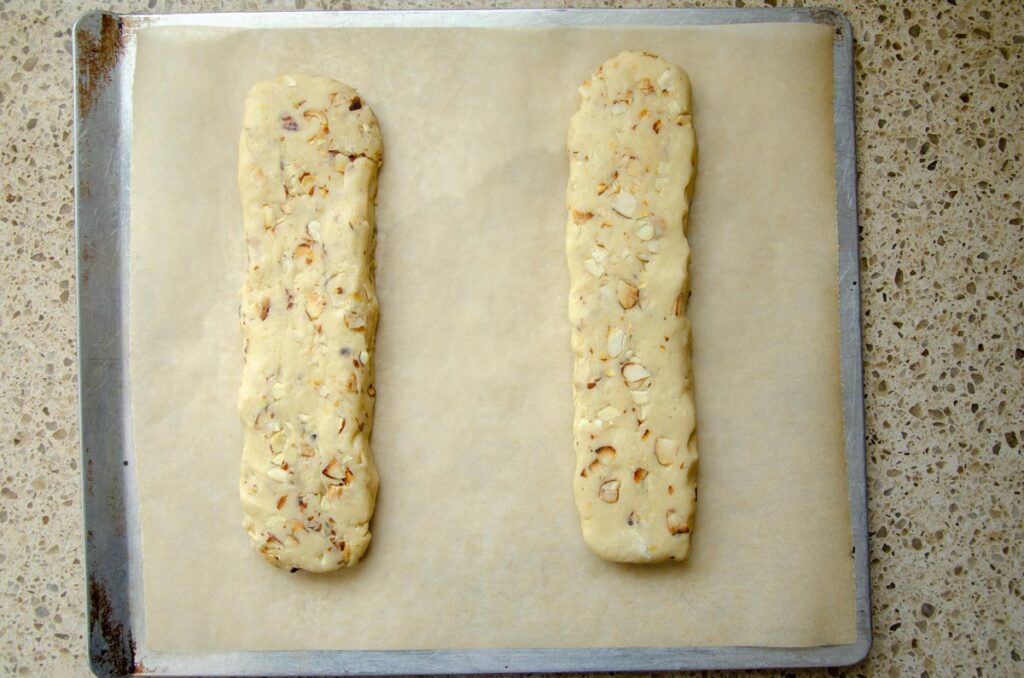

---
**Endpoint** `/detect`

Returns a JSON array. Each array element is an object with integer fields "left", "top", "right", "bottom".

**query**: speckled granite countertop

[{"left": 0, "top": 0, "right": 1020, "bottom": 675}]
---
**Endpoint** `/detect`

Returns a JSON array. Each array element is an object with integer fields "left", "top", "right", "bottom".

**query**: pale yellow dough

[
  {"left": 237, "top": 74, "right": 382, "bottom": 572},
  {"left": 566, "top": 52, "right": 698, "bottom": 563}
]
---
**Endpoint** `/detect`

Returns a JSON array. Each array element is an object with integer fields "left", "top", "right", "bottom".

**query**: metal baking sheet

[{"left": 74, "top": 7, "right": 870, "bottom": 676}]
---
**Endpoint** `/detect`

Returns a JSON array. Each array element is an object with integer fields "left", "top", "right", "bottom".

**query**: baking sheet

[{"left": 129, "top": 21, "right": 855, "bottom": 653}]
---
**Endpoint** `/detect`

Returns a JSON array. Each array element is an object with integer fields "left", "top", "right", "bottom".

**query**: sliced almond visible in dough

[
  {"left": 607, "top": 327, "right": 626, "bottom": 358},
  {"left": 654, "top": 438, "right": 680, "bottom": 467},
  {"left": 621, "top": 362, "right": 651, "bottom": 385},
  {"left": 596, "top": 445, "right": 617, "bottom": 464},
  {"left": 667, "top": 509, "right": 691, "bottom": 535},
  {"left": 599, "top": 480, "right": 621, "bottom": 503},
  {"left": 617, "top": 280, "right": 639, "bottom": 309}
]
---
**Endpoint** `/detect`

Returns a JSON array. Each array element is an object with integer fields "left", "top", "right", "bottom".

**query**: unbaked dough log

[
  {"left": 238, "top": 74, "right": 382, "bottom": 572},
  {"left": 566, "top": 52, "right": 699, "bottom": 563}
]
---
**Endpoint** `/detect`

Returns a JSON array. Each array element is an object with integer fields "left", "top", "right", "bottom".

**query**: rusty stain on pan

[
  {"left": 809, "top": 7, "right": 849, "bottom": 43},
  {"left": 88, "top": 577, "right": 137, "bottom": 676},
  {"left": 76, "top": 13, "right": 126, "bottom": 119}
]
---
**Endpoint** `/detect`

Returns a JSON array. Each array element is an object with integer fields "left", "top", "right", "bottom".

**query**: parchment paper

[{"left": 130, "top": 23, "right": 855, "bottom": 652}]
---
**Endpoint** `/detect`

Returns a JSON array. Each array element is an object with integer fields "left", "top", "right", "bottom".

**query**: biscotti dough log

[
  {"left": 566, "top": 52, "right": 698, "bottom": 564},
  {"left": 238, "top": 74, "right": 382, "bottom": 572}
]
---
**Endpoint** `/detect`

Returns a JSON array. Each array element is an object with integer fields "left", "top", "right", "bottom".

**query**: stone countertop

[{"left": 0, "top": 0, "right": 1020, "bottom": 675}]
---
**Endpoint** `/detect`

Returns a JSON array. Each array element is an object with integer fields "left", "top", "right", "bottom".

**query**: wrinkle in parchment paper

[{"left": 130, "top": 23, "right": 855, "bottom": 652}]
